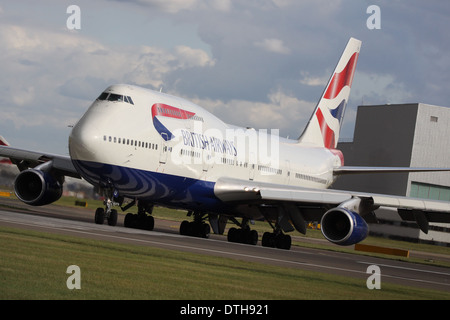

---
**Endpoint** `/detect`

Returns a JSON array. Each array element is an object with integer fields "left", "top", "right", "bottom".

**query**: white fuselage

[{"left": 69, "top": 84, "right": 342, "bottom": 212}]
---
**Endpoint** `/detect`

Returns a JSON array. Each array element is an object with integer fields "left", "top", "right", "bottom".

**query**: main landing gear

[
  {"left": 123, "top": 202, "right": 154, "bottom": 231},
  {"left": 223, "top": 217, "right": 291, "bottom": 250},
  {"left": 179, "top": 213, "right": 292, "bottom": 250},
  {"left": 261, "top": 220, "right": 291, "bottom": 250},
  {"left": 180, "top": 211, "right": 211, "bottom": 238},
  {"left": 93, "top": 188, "right": 154, "bottom": 231},
  {"left": 227, "top": 218, "right": 258, "bottom": 246}
]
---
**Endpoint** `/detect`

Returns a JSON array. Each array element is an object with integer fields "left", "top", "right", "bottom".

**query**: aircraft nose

[{"left": 69, "top": 114, "right": 101, "bottom": 162}]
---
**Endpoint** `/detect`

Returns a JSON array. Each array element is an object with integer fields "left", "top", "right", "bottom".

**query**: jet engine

[
  {"left": 320, "top": 205, "right": 369, "bottom": 246},
  {"left": 14, "top": 168, "right": 63, "bottom": 206}
]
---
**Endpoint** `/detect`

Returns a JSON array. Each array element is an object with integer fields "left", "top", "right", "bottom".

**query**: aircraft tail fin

[{"left": 298, "top": 37, "right": 361, "bottom": 149}]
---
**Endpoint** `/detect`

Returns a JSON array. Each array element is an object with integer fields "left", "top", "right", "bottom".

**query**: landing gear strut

[{"left": 180, "top": 211, "right": 210, "bottom": 238}]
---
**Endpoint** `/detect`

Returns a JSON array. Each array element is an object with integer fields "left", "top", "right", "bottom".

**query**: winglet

[
  {"left": 0, "top": 136, "right": 9, "bottom": 147},
  {"left": 298, "top": 38, "right": 361, "bottom": 149},
  {"left": 0, "top": 135, "right": 12, "bottom": 164}
]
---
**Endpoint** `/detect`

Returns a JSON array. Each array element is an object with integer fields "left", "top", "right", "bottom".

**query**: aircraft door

[
  {"left": 285, "top": 160, "right": 290, "bottom": 184},
  {"left": 159, "top": 133, "right": 168, "bottom": 164},
  {"left": 249, "top": 151, "right": 256, "bottom": 180}
]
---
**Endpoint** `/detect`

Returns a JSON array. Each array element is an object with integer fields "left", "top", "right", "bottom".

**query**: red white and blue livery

[{"left": 1, "top": 38, "right": 450, "bottom": 250}]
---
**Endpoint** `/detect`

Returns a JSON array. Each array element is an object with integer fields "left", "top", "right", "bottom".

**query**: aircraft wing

[
  {"left": 214, "top": 177, "right": 450, "bottom": 235},
  {"left": 0, "top": 145, "right": 80, "bottom": 178}
]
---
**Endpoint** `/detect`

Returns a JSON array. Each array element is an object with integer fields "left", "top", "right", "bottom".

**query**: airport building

[{"left": 334, "top": 103, "right": 450, "bottom": 245}]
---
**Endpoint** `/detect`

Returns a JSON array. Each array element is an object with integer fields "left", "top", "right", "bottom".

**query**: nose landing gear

[{"left": 94, "top": 190, "right": 118, "bottom": 226}]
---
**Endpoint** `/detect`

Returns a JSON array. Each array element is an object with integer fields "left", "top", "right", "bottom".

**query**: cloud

[
  {"left": 351, "top": 71, "right": 413, "bottom": 105},
  {"left": 0, "top": 20, "right": 215, "bottom": 152},
  {"left": 299, "top": 71, "right": 328, "bottom": 86},
  {"left": 189, "top": 88, "right": 315, "bottom": 137},
  {"left": 254, "top": 38, "right": 291, "bottom": 55},
  {"left": 125, "top": 0, "right": 199, "bottom": 13},
  {"left": 174, "top": 45, "right": 216, "bottom": 68},
  {"left": 114, "top": 0, "right": 232, "bottom": 13}
]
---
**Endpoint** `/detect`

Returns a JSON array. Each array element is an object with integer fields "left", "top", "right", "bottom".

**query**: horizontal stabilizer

[{"left": 334, "top": 166, "right": 450, "bottom": 175}]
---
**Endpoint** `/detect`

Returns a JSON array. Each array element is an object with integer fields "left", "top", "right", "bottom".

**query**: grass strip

[{"left": 1, "top": 226, "right": 449, "bottom": 300}]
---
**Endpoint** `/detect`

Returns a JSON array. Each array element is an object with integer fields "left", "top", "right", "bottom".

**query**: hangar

[{"left": 334, "top": 103, "right": 450, "bottom": 245}]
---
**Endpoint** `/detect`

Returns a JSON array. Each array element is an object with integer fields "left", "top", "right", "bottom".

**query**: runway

[{"left": 0, "top": 197, "right": 449, "bottom": 293}]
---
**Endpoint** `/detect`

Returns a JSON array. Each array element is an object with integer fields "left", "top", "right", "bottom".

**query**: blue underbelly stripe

[{"left": 71, "top": 160, "right": 220, "bottom": 210}]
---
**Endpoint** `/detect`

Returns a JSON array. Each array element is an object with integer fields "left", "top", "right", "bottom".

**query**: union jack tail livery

[{"left": 299, "top": 37, "right": 361, "bottom": 149}]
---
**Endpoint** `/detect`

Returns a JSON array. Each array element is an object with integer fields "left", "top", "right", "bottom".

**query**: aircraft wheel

[
  {"left": 180, "top": 221, "right": 210, "bottom": 238},
  {"left": 95, "top": 207, "right": 105, "bottom": 225},
  {"left": 228, "top": 228, "right": 258, "bottom": 245},
  {"left": 144, "top": 215, "right": 154, "bottom": 231},
  {"left": 201, "top": 223, "right": 210, "bottom": 238},
  {"left": 107, "top": 209, "right": 118, "bottom": 226},
  {"left": 276, "top": 234, "right": 291, "bottom": 250},
  {"left": 180, "top": 220, "right": 190, "bottom": 235},
  {"left": 227, "top": 227, "right": 238, "bottom": 242},
  {"left": 247, "top": 230, "right": 258, "bottom": 245},
  {"left": 262, "top": 232, "right": 275, "bottom": 247},
  {"left": 124, "top": 213, "right": 134, "bottom": 228}
]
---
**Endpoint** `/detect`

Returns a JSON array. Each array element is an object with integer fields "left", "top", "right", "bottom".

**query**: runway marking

[
  {"left": 0, "top": 213, "right": 367, "bottom": 276},
  {"left": 357, "top": 261, "right": 450, "bottom": 287},
  {"left": 1, "top": 210, "right": 449, "bottom": 290},
  {"left": 357, "top": 261, "right": 450, "bottom": 277}
]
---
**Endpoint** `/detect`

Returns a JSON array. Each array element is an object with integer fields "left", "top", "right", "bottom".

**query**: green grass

[{"left": 1, "top": 226, "right": 449, "bottom": 300}]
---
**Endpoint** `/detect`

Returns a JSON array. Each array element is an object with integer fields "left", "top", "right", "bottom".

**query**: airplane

[
  {"left": 1, "top": 37, "right": 449, "bottom": 250},
  {"left": 0, "top": 136, "right": 12, "bottom": 164}
]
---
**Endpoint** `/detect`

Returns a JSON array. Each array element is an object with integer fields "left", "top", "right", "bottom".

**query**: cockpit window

[
  {"left": 96, "top": 91, "right": 135, "bottom": 105},
  {"left": 97, "top": 92, "right": 109, "bottom": 100},
  {"left": 108, "top": 93, "right": 123, "bottom": 102}
]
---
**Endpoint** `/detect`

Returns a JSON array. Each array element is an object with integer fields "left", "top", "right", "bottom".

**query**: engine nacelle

[
  {"left": 14, "top": 169, "right": 63, "bottom": 206},
  {"left": 320, "top": 207, "right": 368, "bottom": 246}
]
